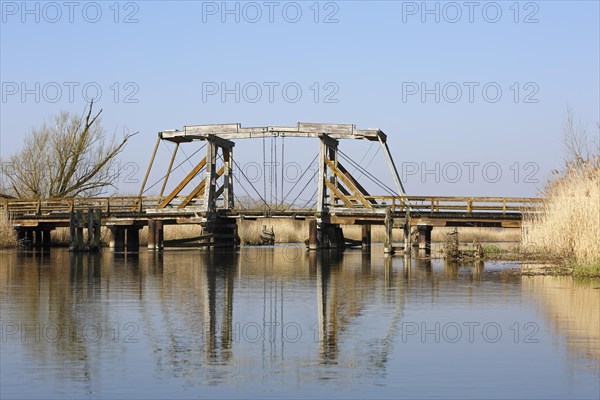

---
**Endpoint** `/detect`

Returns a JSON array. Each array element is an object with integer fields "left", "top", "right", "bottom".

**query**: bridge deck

[{"left": 4, "top": 195, "right": 540, "bottom": 229}]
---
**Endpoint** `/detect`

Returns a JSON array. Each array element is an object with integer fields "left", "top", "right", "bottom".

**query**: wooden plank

[{"left": 158, "top": 156, "right": 207, "bottom": 209}]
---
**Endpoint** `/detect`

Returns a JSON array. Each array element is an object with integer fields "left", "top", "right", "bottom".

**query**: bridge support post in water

[
  {"left": 416, "top": 224, "right": 433, "bottom": 255},
  {"left": 308, "top": 219, "right": 318, "bottom": 250},
  {"left": 384, "top": 207, "right": 394, "bottom": 254},
  {"left": 69, "top": 209, "right": 101, "bottom": 252},
  {"left": 403, "top": 223, "right": 411, "bottom": 254},
  {"left": 362, "top": 225, "right": 371, "bottom": 250},
  {"left": 147, "top": 220, "right": 164, "bottom": 251},
  {"left": 109, "top": 226, "right": 125, "bottom": 252},
  {"left": 316, "top": 223, "right": 345, "bottom": 249},
  {"left": 126, "top": 226, "right": 141, "bottom": 253}
]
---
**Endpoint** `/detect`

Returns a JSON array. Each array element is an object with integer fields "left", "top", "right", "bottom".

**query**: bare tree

[
  {"left": 2, "top": 101, "right": 135, "bottom": 198},
  {"left": 562, "top": 106, "right": 600, "bottom": 168}
]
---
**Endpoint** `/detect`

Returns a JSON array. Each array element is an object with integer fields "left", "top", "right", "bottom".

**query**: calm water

[{"left": 1, "top": 247, "right": 599, "bottom": 399}]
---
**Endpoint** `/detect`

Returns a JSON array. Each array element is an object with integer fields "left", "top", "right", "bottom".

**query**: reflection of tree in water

[{"left": 0, "top": 251, "right": 115, "bottom": 396}]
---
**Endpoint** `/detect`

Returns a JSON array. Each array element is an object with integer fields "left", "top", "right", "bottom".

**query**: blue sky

[{"left": 1, "top": 0, "right": 599, "bottom": 198}]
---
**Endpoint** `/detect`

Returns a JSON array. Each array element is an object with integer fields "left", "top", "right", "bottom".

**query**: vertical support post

[
  {"left": 223, "top": 146, "right": 234, "bottom": 209},
  {"left": 328, "top": 143, "right": 338, "bottom": 206},
  {"left": 384, "top": 207, "right": 394, "bottom": 254},
  {"left": 148, "top": 220, "right": 156, "bottom": 251},
  {"left": 308, "top": 219, "right": 318, "bottom": 250},
  {"left": 417, "top": 224, "right": 433, "bottom": 255},
  {"left": 110, "top": 227, "right": 125, "bottom": 252},
  {"left": 317, "top": 139, "right": 326, "bottom": 214},
  {"left": 42, "top": 230, "right": 52, "bottom": 249},
  {"left": 93, "top": 210, "right": 101, "bottom": 250},
  {"left": 70, "top": 210, "right": 84, "bottom": 252},
  {"left": 202, "top": 140, "right": 217, "bottom": 214},
  {"left": 34, "top": 229, "right": 43, "bottom": 249},
  {"left": 87, "top": 209, "right": 101, "bottom": 251},
  {"left": 361, "top": 225, "right": 371, "bottom": 250},
  {"left": 403, "top": 223, "right": 411, "bottom": 254},
  {"left": 156, "top": 221, "right": 164, "bottom": 251},
  {"left": 126, "top": 227, "right": 140, "bottom": 253},
  {"left": 25, "top": 230, "right": 33, "bottom": 247}
]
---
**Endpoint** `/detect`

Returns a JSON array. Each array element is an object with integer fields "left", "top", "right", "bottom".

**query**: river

[{"left": 1, "top": 246, "right": 598, "bottom": 399}]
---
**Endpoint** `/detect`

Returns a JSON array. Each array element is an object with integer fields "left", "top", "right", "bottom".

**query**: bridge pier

[
  {"left": 69, "top": 209, "right": 101, "bottom": 252},
  {"left": 147, "top": 220, "right": 164, "bottom": 251},
  {"left": 308, "top": 220, "right": 318, "bottom": 250},
  {"left": 14, "top": 227, "right": 53, "bottom": 249},
  {"left": 109, "top": 226, "right": 125, "bottom": 252},
  {"left": 361, "top": 225, "right": 371, "bottom": 250},
  {"left": 126, "top": 226, "right": 141, "bottom": 253},
  {"left": 416, "top": 224, "right": 433, "bottom": 255},
  {"left": 403, "top": 223, "right": 411, "bottom": 254},
  {"left": 384, "top": 208, "right": 394, "bottom": 254}
]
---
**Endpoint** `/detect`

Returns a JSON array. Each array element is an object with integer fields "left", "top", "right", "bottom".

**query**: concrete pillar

[
  {"left": 361, "top": 225, "right": 371, "bottom": 251},
  {"left": 308, "top": 219, "right": 318, "bottom": 250},
  {"left": 126, "top": 227, "right": 140, "bottom": 253}
]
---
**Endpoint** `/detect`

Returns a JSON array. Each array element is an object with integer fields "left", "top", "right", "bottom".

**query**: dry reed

[
  {"left": 0, "top": 209, "right": 17, "bottom": 248},
  {"left": 522, "top": 159, "right": 600, "bottom": 275}
]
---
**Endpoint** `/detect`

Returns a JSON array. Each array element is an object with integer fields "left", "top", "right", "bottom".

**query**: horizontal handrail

[{"left": 3, "top": 195, "right": 542, "bottom": 217}]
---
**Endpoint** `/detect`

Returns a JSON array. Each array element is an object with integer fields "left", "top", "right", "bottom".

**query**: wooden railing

[
  {"left": 368, "top": 196, "right": 542, "bottom": 214},
  {"left": 2, "top": 195, "right": 542, "bottom": 218}
]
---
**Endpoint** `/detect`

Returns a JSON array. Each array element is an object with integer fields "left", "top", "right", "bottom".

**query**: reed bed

[{"left": 522, "top": 159, "right": 600, "bottom": 276}]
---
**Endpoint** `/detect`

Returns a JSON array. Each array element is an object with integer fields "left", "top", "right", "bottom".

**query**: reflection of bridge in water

[
  {"left": 1, "top": 249, "right": 598, "bottom": 390},
  {"left": 4, "top": 123, "right": 540, "bottom": 254}
]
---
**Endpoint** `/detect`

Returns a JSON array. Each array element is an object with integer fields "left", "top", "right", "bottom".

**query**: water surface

[{"left": 1, "top": 247, "right": 598, "bottom": 399}]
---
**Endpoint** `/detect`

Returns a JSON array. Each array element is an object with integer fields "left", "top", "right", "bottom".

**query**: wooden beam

[
  {"left": 160, "top": 143, "right": 179, "bottom": 197},
  {"left": 324, "top": 179, "right": 353, "bottom": 208},
  {"left": 158, "top": 156, "right": 207, "bottom": 208},
  {"left": 324, "top": 158, "right": 373, "bottom": 209},
  {"left": 160, "top": 122, "right": 384, "bottom": 142},
  {"left": 337, "top": 162, "right": 377, "bottom": 204},
  {"left": 139, "top": 137, "right": 161, "bottom": 196},
  {"left": 178, "top": 165, "right": 225, "bottom": 208}
]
